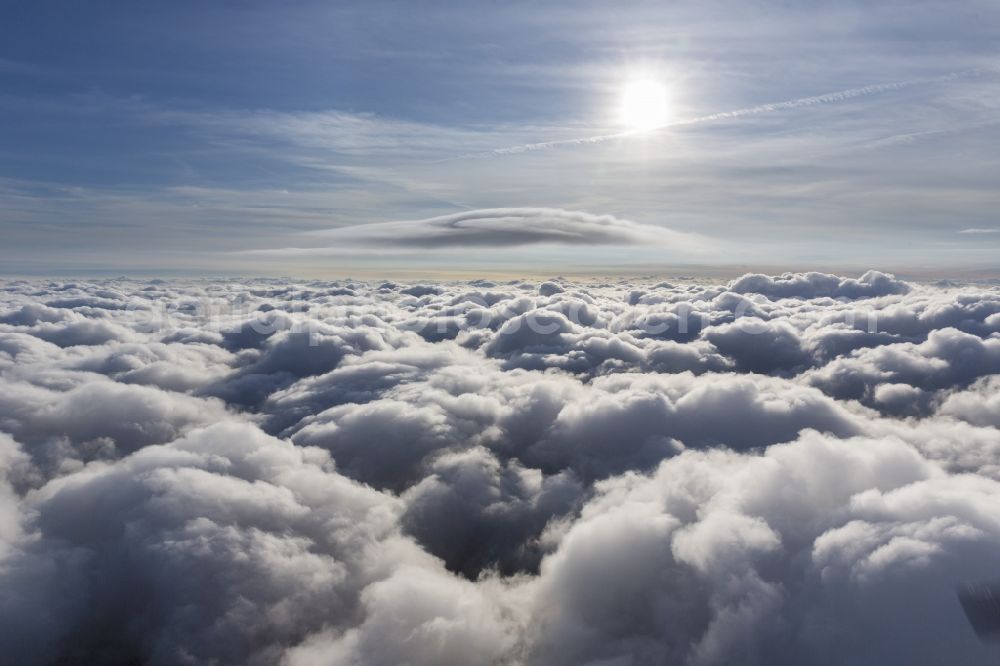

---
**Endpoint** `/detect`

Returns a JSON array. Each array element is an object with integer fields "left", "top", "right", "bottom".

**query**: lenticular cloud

[
  {"left": 1, "top": 271, "right": 999, "bottom": 665},
  {"left": 250, "top": 208, "right": 709, "bottom": 256}
]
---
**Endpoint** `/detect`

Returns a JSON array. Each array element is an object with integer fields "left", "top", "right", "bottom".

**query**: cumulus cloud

[
  {"left": 525, "top": 432, "right": 1000, "bottom": 665},
  {"left": 938, "top": 376, "right": 1000, "bottom": 428},
  {"left": 2, "top": 272, "right": 1000, "bottom": 664},
  {"left": 727, "top": 270, "right": 910, "bottom": 299}
]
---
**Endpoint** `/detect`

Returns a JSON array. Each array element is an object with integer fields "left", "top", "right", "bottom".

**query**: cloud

[
  {"left": 246, "top": 208, "right": 707, "bottom": 253},
  {"left": 938, "top": 376, "right": 1000, "bottom": 428},
  {"left": 2, "top": 272, "right": 1000, "bottom": 664},
  {"left": 806, "top": 327, "right": 1000, "bottom": 408},
  {"left": 959, "top": 228, "right": 999, "bottom": 234},
  {"left": 727, "top": 270, "right": 910, "bottom": 299},
  {"left": 0, "top": 422, "right": 433, "bottom": 665},
  {"left": 524, "top": 432, "right": 1000, "bottom": 665},
  {"left": 460, "top": 69, "right": 992, "bottom": 159}
]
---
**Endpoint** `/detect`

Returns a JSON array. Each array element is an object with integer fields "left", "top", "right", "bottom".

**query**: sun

[{"left": 620, "top": 79, "right": 670, "bottom": 131}]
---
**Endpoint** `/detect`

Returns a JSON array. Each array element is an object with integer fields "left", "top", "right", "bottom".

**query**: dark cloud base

[{"left": 1, "top": 271, "right": 1000, "bottom": 665}]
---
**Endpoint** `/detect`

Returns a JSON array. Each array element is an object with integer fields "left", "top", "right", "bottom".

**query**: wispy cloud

[
  {"left": 959, "top": 227, "right": 999, "bottom": 234},
  {"left": 454, "top": 68, "right": 996, "bottom": 160}
]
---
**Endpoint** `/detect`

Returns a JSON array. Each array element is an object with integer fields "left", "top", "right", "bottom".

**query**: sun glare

[{"left": 620, "top": 79, "right": 670, "bottom": 131}]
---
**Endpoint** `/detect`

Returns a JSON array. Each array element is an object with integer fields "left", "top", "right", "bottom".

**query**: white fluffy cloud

[{"left": 1, "top": 272, "right": 999, "bottom": 664}]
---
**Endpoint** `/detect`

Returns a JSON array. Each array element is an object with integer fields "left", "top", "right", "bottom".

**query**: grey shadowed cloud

[{"left": 239, "top": 208, "right": 710, "bottom": 256}]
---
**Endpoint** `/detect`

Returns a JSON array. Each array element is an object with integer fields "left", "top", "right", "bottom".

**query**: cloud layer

[{"left": 1, "top": 271, "right": 1000, "bottom": 664}]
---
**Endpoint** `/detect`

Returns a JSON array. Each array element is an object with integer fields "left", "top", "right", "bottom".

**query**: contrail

[{"left": 448, "top": 68, "right": 994, "bottom": 161}]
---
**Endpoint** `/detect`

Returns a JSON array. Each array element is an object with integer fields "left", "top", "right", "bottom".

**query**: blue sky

[{"left": 2, "top": 0, "right": 999, "bottom": 276}]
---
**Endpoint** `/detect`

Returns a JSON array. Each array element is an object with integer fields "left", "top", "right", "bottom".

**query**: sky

[{"left": 1, "top": 0, "right": 999, "bottom": 276}]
